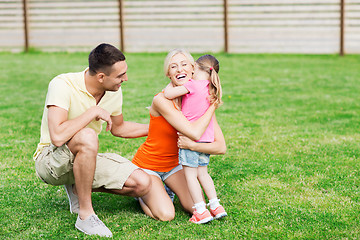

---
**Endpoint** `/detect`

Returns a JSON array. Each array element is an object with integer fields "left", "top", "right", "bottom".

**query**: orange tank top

[{"left": 132, "top": 113, "right": 179, "bottom": 172}]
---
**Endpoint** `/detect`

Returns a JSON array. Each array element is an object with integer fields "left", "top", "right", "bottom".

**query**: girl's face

[{"left": 167, "top": 53, "right": 194, "bottom": 86}]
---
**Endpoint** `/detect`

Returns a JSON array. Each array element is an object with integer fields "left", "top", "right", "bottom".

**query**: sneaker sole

[
  {"left": 214, "top": 212, "right": 227, "bottom": 220},
  {"left": 64, "top": 185, "right": 81, "bottom": 214},
  {"left": 192, "top": 216, "right": 214, "bottom": 224},
  {"left": 75, "top": 223, "right": 89, "bottom": 235},
  {"left": 64, "top": 185, "right": 75, "bottom": 214},
  {"left": 75, "top": 223, "right": 112, "bottom": 237}
]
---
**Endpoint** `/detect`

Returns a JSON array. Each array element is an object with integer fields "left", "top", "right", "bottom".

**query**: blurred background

[{"left": 1, "top": 0, "right": 359, "bottom": 54}]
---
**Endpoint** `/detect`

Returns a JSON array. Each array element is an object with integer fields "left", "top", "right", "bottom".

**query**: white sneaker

[
  {"left": 64, "top": 184, "right": 79, "bottom": 214},
  {"left": 75, "top": 214, "right": 112, "bottom": 237}
]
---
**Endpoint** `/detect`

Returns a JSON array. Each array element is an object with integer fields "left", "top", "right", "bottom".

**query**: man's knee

[
  {"left": 71, "top": 128, "right": 99, "bottom": 154},
  {"left": 75, "top": 128, "right": 98, "bottom": 144}
]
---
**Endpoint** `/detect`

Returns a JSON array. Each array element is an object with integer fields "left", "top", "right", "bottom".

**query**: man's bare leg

[{"left": 67, "top": 128, "right": 99, "bottom": 220}]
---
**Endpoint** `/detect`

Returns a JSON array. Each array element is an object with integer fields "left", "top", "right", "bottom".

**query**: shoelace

[{"left": 90, "top": 215, "right": 106, "bottom": 227}]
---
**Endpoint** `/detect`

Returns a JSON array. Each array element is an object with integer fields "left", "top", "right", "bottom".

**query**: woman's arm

[
  {"left": 152, "top": 93, "right": 215, "bottom": 141},
  {"left": 177, "top": 115, "right": 226, "bottom": 155},
  {"left": 163, "top": 83, "right": 189, "bottom": 99}
]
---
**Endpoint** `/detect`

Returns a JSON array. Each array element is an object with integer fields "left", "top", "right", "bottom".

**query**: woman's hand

[
  {"left": 177, "top": 133, "right": 196, "bottom": 150},
  {"left": 176, "top": 115, "right": 226, "bottom": 155}
]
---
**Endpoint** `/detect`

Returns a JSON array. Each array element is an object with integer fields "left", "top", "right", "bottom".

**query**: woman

[{"left": 132, "top": 49, "right": 226, "bottom": 221}]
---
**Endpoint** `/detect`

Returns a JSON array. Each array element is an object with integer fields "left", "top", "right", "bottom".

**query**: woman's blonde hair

[
  {"left": 196, "top": 54, "right": 223, "bottom": 106},
  {"left": 163, "top": 48, "right": 195, "bottom": 77}
]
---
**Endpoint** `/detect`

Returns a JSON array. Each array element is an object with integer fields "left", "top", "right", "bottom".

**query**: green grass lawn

[{"left": 0, "top": 51, "right": 359, "bottom": 239}]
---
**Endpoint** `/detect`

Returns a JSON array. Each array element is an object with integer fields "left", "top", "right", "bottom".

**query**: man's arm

[
  {"left": 110, "top": 114, "right": 149, "bottom": 138},
  {"left": 163, "top": 82, "right": 189, "bottom": 100},
  {"left": 48, "top": 105, "right": 112, "bottom": 147}
]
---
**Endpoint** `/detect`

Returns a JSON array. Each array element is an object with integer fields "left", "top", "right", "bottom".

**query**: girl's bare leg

[
  {"left": 182, "top": 166, "right": 204, "bottom": 204},
  {"left": 197, "top": 166, "right": 217, "bottom": 200}
]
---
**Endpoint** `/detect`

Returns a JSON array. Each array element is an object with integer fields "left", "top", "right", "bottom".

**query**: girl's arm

[
  {"left": 177, "top": 115, "right": 226, "bottom": 155},
  {"left": 163, "top": 82, "right": 189, "bottom": 99},
  {"left": 152, "top": 93, "right": 215, "bottom": 141}
]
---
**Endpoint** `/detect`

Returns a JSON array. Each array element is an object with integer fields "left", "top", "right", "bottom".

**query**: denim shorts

[
  {"left": 141, "top": 164, "right": 183, "bottom": 182},
  {"left": 179, "top": 149, "right": 210, "bottom": 168}
]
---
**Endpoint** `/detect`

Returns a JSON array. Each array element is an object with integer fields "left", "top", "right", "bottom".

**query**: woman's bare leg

[
  {"left": 165, "top": 169, "right": 194, "bottom": 214},
  {"left": 138, "top": 175, "right": 175, "bottom": 221},
  {"left": 91, "top": 169, "right": 151, "bottom": 197}
]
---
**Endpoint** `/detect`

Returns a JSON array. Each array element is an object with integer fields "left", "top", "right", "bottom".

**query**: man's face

[{"left": 102, "top": 61, "right": 128, "bottom": 91}]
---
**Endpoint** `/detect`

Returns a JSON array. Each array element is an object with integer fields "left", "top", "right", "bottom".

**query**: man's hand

[
  {"left": 92, "top": 106, "right": 112, "bottom": 131},
  {"left": 110, "top": 113, "right": 149, "bottom": 138}
]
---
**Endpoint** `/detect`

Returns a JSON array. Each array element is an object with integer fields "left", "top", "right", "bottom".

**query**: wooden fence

[{"left": 1, "top": 0, "right": 359, "bottom": 54}]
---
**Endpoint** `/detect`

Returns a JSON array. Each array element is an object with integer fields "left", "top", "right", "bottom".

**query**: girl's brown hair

[{"left": 196, "top": 55, "right": 222, "bottom": 106}]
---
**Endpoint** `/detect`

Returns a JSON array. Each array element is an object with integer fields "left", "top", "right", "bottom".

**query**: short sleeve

[
  {"left": 183, "top": 79, "right": 197, "bottom": 94},
  {"left": 45, "top": 76, "right": 71, "bottom": 111},
  {"left": 110, "top": 89, "right": 123, "bottom": 116}
]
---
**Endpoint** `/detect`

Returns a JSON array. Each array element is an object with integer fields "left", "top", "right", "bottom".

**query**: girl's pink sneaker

[
  {"left": 210, "top": 205, "right": 227, "bottom": 219},
  {"left": 189, "top": 209, "right": 214, "bottom": 224}
]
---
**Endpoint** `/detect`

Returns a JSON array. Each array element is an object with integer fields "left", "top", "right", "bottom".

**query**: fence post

[
  {"left": 22, "top": 0, "right": 29, "bottom": 52},
  {"left": 340, "top": 0, "right": 345, "bottom": 56},
  {"left": 223, "top": 0, "right": 229, "bottom": 53},
  {"left": 118, "top": 0, "right": 125, "bottom": 52}
]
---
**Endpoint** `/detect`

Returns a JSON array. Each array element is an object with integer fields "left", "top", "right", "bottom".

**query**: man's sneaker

[
  {"left": 75, "top": 214, "right": 112, "bottom": 237},
  {"left": 164, "top": 184, "right": 175, "bottom": 202},
  {"left": 210, "top": 205, "right": 227, "bottom": 219},
  {"left": 64, "top": 184, "right": 79, "bottom": 214},
  {"left": 189, "top": 209, "right": 213, "bottom": 224}
]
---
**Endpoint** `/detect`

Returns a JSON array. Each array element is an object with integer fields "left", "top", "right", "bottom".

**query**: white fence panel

[
  {"left": 27, "top": 0, "right": 120, "bottom": 51},
  {"left": 345, "top": 0, "right": 360, "bottom": 53},
  {"left": 228, "top": 0, "right": 341, "bottom": 54},
  {"left": 0, "top": 0, "right": 359, "bottom": 54},
  {"left": 0, "top": 0, "right": 24, "bottom": 52},
  {"left": 122, "top": 0, "right": 224, "bottom": 52}
]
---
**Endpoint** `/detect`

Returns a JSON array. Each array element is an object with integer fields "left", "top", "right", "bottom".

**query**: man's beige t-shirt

[{"left": 34, "top": 69, "right": 123, "bottom": 159}]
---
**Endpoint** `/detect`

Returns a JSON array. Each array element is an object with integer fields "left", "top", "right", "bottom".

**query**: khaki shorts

[{"left": 34, "top": 144, "right": 139, "bottom": 190}]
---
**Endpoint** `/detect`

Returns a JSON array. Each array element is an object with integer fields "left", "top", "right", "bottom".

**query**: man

[{"left": 33, "top": 43, "right": 151, "bottom": 237}]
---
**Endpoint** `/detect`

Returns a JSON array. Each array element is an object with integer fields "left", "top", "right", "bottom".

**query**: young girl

[{"left": 164, "top": 54, "right": 227, "bottom": 224}]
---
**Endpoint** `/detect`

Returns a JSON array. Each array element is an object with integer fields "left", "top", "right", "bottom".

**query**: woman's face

[{"left": 167, "top": 53, "right": 194, "bottom": 86}]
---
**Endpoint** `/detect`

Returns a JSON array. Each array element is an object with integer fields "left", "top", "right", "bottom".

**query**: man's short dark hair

[{"left": 88, "top": 43, "right": 126, "bottom": 75}]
